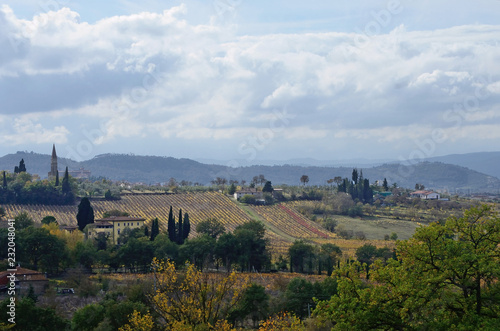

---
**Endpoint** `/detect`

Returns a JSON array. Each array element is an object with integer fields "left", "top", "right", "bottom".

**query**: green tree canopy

[
  {"left": 314, "top": 204, "right": 500, "bottom": 330},
  {"left": 262, "top": 181, "right": 274, "bottom": 193},
  {"left": 196, "top": 217, "right": 225, "bottom": 239}
]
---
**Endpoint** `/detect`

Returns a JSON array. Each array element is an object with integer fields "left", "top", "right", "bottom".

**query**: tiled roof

[{"left": 95, "top": 216, "right": 145, "bottom": 222}]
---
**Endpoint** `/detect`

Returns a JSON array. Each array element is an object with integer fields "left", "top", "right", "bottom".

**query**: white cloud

[
  {"left": 0, "top": 4, "right": 499, "bottom": 160},
  {"left": 0, "top": 117, "right": 69, "bottom": 145}
]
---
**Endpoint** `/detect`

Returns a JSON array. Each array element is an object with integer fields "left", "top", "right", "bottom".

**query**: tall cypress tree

[
  {"left": 2, "top": 171, "right": 6, "bottom": 188},
  {"left": 18, "top": 159, "right": 26, "bottom": 173},
  {"left": 62, "top": 167, "right": 70, "bottom": 193},
  {"left": 183, "top": 212, "right": 190, "bottom": 241},
  {"left": 167, "top": 206, "right": 176, "bottom": 242},
  {"left": 77, "top": 197, "right": 94, "bottom": 231},
  {"left": 150, "top": 218, "right": 159, "bottom": 241},
  {"left": 177, "top": 209, "right": 183, "bottom": 244},
  {"left": 55, "top": 171, "right": 60, "bottom": 186}
]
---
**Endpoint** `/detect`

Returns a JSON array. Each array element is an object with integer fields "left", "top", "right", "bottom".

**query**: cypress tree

[
  {"left": 18, "top": 159, "right": 26, "bottom": 173},
  {"left": 145, "top": 224, "right": 150, "bottom": 238},
  {"left": 76, "top": 197, "right": 94, "bottom": 231},
  {"left": 2, "top": 171, "right": 6, "bottom": 188},
  {"left": 150, "top": 218, "right": 159, "bottom": 241},
  {"left": 167, "top": 206, "right": 176, "bottom": 242},
  {"left": 183, "top": 212, "right": 190, "bottom": 240},
  {"left": 62, "top": 167, "right": 70, "bottom": 193},
  {"left": 177, "top": 209, "right": 183, "bottom": 244},
  {"left": 55, "top": 171, "right": 59, "bottom": 186}
]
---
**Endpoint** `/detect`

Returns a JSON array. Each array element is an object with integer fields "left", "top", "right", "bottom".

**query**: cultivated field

[{"left": 2, "top": 192, "right": 408, "bottom": 258}]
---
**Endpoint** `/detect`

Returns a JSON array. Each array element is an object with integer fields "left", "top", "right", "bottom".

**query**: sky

[{"left": 1, "top": 0, "right": 500, "bottom": 167}]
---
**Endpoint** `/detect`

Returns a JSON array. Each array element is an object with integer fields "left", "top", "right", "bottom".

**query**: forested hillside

[{"left": 1, "top": 152, "right": 499, "bottom": 192}]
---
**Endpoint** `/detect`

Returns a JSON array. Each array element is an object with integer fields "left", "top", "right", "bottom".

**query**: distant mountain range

[{"left": 1, "top": 151, "right": 499, "bottom": 193}]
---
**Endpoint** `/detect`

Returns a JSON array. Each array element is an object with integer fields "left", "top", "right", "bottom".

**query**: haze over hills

[
  {"left": 1, "top": 151, "right": 499, "bottom": 193},
  {"left": 423, "top": 152, "right": 500, "bottom": 180}
]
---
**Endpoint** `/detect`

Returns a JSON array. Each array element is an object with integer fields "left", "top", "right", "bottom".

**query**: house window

[
  {"left": 118, "top": 223, "right": 120, "bottom": 226},
  {"left": 137, "top": 222, "right": 139, "bottom": 226},
  {"left": 118, "top": 229, "right": 120, "bottom": 234}
]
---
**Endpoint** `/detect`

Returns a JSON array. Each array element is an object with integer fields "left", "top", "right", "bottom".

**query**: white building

[
  {"left": 234, "top": 188, "right": 263, "bottom": 200},
  {"left": 410, "top": 190, "right": 440, "bottom": 200}
]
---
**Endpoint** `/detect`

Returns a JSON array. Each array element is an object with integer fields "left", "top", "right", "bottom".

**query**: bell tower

[{"left": 48, "top": 144, "right": 58, "bottom": 178}]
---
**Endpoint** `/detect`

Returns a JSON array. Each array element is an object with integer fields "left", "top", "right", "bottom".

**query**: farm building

[
  {"left": 234, "top": 188, "right": 263, "bottom": 200},
  {"left": 86, "top": 216, "right": 145, "bottom": 245},
  {"left": 410, "top": 190, "right": 440, "bottom": 200},
  {"left": 0, "top": 266, "right": 49, "bottom": 295}
]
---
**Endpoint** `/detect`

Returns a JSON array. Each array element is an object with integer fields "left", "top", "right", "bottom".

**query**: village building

[
  {"left": 0, "top": 266, "right": 49, "bottom": 295},
  {"left": 86, "top": 216, "right": 145, "bottom": 245},
  {"left": 233, "top": 188, "right": 263, "bottom": 200},
  {"left": 410, "top": 190, "right": 440, "bottom": 200},
  {"left": 48, "top": 144, "right": 91, "bottom": 179}
]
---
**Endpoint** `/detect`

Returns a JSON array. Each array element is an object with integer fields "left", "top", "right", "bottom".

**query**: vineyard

[
  {"left": 1, "top": 193, "right": 342, "bottom": 257},
  {"left": 249, "top": 204, "right": 333, "bottom": 240}
]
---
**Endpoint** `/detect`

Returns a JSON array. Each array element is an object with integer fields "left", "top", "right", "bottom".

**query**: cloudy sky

[{"left": 1, "top": 0, "right": 500, "bottom": 166}]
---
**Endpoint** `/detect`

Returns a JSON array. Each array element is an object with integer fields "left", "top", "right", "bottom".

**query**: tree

[
  {"left": 355, "top": 243, "right": 378, "bottom": 279},
  {"left": 15, "top": 159, "right": 26, "bottom": 173},
  {"left": 2, "top": 171, "right": 6, "bottom": 188},
  {"left": 196, "top": 218, "right": 225, "bottom": 239},
  {"left": 215, "top": 232, "right": 238, "bottom": 271},
  {"left": 300, "top": 175, "right": 309, "bottom": 186},
  {"left": 15, "top": 211, "right": 34, "bottom": 230},
  {"left": 41, "top": 215, "right": 57, "bottom": 225},
  {"left": 179, "top": 234, "right": 215, "bottom": 271},
  {"left": 150, "top": 218, "right": 160, "bottom": 241},
  {"left": 319, "top": 243, "right": 342, "bottom": 276},
  {"left": 77, "top": 197, "right": 94, "bottom": 231},
  {"left": 18, "top": 227, "right": 68, "bottom": 273},
  {"left": 167, "top": 206, "right": 176, "bottom": 243},
  {"left": 0, "top": 297, "right": 69, "bottom": 330},
  {"left": 351, "top": 168, "right": 358, "bottom": 184},
  {"left": 228, "top": 183, "right": 237, "bottom": 195},
  {"left": 333, "top": 176, "right": 343, "bottom": 187},
  {"left": 234, "top": 221, "right": 270, "bottom": 272},
  {"left": 289, "top": 240, "right": 315, "bottom": 274},
  {"left": 314, "top": 205, "right": 500, "bottom": 330},
  {"left": 55, "top": 171, "right": 59, "bottom": 186},
  {"left": 182, "top": 212, "right": 190, "bottom": 241},
  {"left": 177, "top": 209, "right": 183, "bottom": 244},
  {"left": 285, "top": 278, "right": 316, "bottom": 319},
  {"left": 262, "top": 181, "right": 274, "bottom": 193},
  {"left": 382, "top": 178, "right": 389, "bottom": 191},
  {"left": 149, "top": 257, "right": 247, "bottom": 329},
  {"left": 104, "top": 189, "right": 113, "bottom": 200},
  {"left": 230, "top": 283, "right": 269, "bottom": 328},
  {"left": 61, "top": 166, "right": 70, "bottom": 194},
  {"left": 415, "top": 183, "right": 425, "bottom": 190}
]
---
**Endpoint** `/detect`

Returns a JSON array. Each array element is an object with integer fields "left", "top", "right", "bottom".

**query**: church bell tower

[{"left": 48, "top": 144, "right": 58, "bottom": 178}]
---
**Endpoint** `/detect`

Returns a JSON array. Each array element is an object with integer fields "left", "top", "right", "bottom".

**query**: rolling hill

[{"left": 1, "top": 151, "right": 499, "bottom": 192}]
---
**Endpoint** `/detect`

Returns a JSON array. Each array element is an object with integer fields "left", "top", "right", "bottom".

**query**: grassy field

[{"left": 333, "top": 215, "right": 421, "bottom": 240}]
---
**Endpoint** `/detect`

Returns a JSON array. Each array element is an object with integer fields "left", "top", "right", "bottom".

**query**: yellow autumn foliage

[{"left": 149, "top": 258, "right": 248, "bottom": 330}]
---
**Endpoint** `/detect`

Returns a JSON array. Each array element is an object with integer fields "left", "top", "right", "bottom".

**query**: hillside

[
  {"left": 2, "top": 192, "right": 404, "bottom": 257},
  {"left": 1, "top": 151, "right": 499, "bottom": 192},
  {"left": 425, "top": 151, "right": 500, "bottom": 179}
]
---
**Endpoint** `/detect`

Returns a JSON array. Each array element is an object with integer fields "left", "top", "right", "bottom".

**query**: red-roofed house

[{"left": 0, "top": 266, "right": 49, "bottom": 295}]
